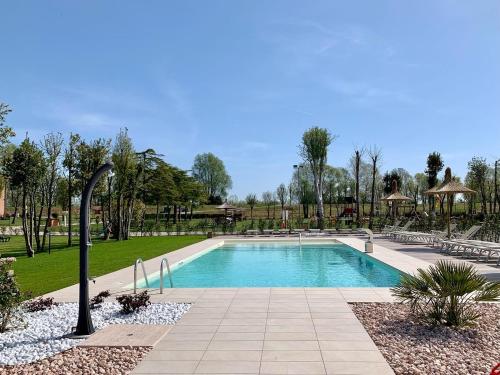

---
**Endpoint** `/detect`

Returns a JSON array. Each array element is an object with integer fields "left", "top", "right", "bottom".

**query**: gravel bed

[
  {"left": 351, "top": 302, "right": 500, "bottom": 375},
  {"left": 0, "top": 302, "right": 190, "bottom": 366},
  {"left": 0, "top": 346, "right": 151, "bottom": 375}
]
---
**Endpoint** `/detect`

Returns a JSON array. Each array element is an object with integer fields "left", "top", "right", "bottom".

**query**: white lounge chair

[
  {"left": 389, "top": 220, "right": 415, "bottom": 240},
  {"left": 439, "top": 225, "right": 483, "bottom": 254},
  {"left": 396, "top": 224, "right": 457, "bottom": 246},
  {"left": 381, "top": 220, "right": 401, "bottom": 236}
]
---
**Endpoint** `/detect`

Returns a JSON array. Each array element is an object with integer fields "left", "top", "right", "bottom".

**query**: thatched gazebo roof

[
  {"left": 381, "top": 180, "right": 412, "bottom": 202},
  {"left": 436, "top": 168, "right": 475, "bottom": 195},
  {"left": 216, "top": 202, "right": 239, "bottom": 211}
]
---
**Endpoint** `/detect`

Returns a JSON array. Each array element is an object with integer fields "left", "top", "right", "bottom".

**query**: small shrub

[
  {"left": 24, "top": 297, "right": 58, "bottom": 312},
  {"left": 0, "top": 257, "right": 22, "bottom": 332},
  {"left": 391, "top": 260, "right": 500, "bottom": 327},
  {"left": 116, "top": 291, "right": 150, "bottom": 314},
  {"left": 90, "top": 290, "right": 111, "bottom": 309}
]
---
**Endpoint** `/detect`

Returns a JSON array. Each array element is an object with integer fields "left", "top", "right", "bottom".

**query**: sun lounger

[
  {"left": 381, "top": 220, "right": 401, "bottom": 236},
  {"left": 396, "top": 224, "right": 457, "bottom": 245},
  {"left": 439, "top": 225, "right": 483, "bottom": 254},
  {"left": 388, "top": 220, "right": 415, "bottom": 240}
]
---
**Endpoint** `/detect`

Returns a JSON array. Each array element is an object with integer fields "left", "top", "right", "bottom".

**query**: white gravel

[{"left": 0, "top": 302, "right": 190, "bottom": 366}]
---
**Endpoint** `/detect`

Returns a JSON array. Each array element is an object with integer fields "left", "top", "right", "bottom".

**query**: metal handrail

[
  {"left": 160, "top": 258, "right": 174, "bottom": 293},
  {"left": 134, "top": 258, "right": 149, "bottom": 294}
]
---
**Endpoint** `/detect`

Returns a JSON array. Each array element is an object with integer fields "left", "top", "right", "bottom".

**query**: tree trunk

[
  {"left": 21, "top": 190, "right": 34, "bottom": 257},
  {"left": 68, "top": 171, "right": 73, "bottom": 247},
  {"left": 156, "top": 201, "right": 160, "bottom": 224}
]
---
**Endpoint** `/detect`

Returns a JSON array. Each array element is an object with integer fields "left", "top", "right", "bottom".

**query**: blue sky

[{"left": 1, "top": 1, "right": 499, "bottom": 198}]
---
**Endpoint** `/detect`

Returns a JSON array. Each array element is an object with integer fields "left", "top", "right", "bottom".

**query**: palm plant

[{"left": 391, "top": 260, "right": 500, "bottom": 327}]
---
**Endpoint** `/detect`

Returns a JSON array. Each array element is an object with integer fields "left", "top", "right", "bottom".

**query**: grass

[{"left": 6, "top": 235, "right": 204, "bottom": 297}]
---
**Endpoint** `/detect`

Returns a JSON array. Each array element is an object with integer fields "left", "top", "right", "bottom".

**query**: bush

[
  {"left": 116, "top": 291, "right": 150, "bottom": 314},
  {"left": 391, "top": 260, "right": 500, "bottom": 327},
  {"left": 90, "top": 290, "right": 111, "bottom": 309},
  {"left": 24, "top": 297, "right": 58, "bottom": 312},
  {"left": 0, "top": 257, "right": 22, "bottom": 332}
]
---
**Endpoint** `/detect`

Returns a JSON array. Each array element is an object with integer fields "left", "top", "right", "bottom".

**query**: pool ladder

[
  {"left": 133, "top": 257, "right": 174, "bottom": 294},
  {"left": 134, "top": 258, "right": 149, "bottom": 294},
  {"left": 160, "top": 257, "right": 174, "bottom": 293}
]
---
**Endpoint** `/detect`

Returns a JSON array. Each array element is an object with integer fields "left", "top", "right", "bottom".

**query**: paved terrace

[
  {"left": 131, "top": 288, "right": 393, "bottom": 375},
  {"left": 373, "top": 235, "right": 500, "bottom": 281},
  {"left": 42, "top": 236, "right": 499, "bottom": 374}
]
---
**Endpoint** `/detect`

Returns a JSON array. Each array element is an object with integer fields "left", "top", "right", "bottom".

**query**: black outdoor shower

[{"left": 75, "top": 161, "right": 113, "bottom": 336}]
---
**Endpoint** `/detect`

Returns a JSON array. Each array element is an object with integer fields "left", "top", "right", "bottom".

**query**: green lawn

[{"left": 6, "top": 235, "right": 204, "bottom": 297}]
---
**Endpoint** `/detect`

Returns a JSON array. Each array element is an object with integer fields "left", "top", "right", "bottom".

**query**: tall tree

[
  {"left": 192, "top": 152, "right": 232, "bottom": 203},
  {"left": 0, "top": 103, "right": 15, "bottom": 145},
  {"left": 5, "top": 139, "right": 45, "bottom": 256},
  {"left": 112, "top": 129, "right": 141, "bottom": 240},
  {"left": 38, "top": 133, "right": 64, "bottom": 251},
  {"left": 262, "top": 191, "right": 273, "bottom": 219},
  {"left": 467, "top": 157, "right": 489, "bottom": 214},
  {"left": 351, "top": 148, "right": 364, "bottom": 227},
  {"left": 245, "top": 193, "right": 257, "bottom": 220},
  {"left": 368, "top": 147, "right": 382, "bottom": 229},
  {"left": 300, "top": 127, "right": 333, "bottom": 228},
  {"left": 63, "top": 133, "right": 80, "bottom": 246},
  {"left": 426, "top": 152, "right": 444, "bottom": 211},
  {"left": 276, "top": 183, "right": 287, "bottom": 215}
]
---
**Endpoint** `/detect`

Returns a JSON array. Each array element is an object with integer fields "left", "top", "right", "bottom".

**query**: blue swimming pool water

[{"left": 142, "top": 242, "right": 402, "bottom": 288}]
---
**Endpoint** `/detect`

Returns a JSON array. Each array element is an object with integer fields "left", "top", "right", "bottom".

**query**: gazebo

[
  {"left": 381, "top": 180, "right": 412, "bottom": 218},
  {"left": 216, "top": 201, "right": 240, "bottom": 219},
  {"left": 435, "top": 167, "right": 476, "bottom": 238}
]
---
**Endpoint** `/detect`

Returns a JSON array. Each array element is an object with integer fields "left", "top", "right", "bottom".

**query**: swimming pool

[{"left": 139, "top": 242, "right": 402, "bottom": 288}]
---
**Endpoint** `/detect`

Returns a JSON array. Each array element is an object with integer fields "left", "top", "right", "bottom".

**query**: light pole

[
  {"left": 494, "top": 160, "right": 499, "bottom": 214},
  {"left": 75, "top": 161, "right": 113, "bottom": 336},
  {"left": 293, "top": 165, "right": 303, "bottom": 220}
]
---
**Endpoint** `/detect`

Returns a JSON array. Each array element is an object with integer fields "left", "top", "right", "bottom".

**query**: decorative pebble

[
  {"left": 0, "top": 346, "right": 151, "bottom": 375},
  {"left": 351, "top": 302, "right": 500, "bottom": 375},
  {"left": 0, "top": 302, "right": 190, "bottom": 366}
]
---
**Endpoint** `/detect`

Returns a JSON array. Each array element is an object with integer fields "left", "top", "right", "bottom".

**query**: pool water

[{"left": 142, "top": 242, "right": 402, "bottom": 288}]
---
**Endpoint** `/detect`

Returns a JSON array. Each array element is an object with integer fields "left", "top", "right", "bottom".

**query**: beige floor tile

[
  {"left": 266, "top": 325, "right": 316, "bottom": 333},
  {"left": 260, "top": 361, "right": 326, "bottom": 374},
  {"left": 217, "top": 325, "right": 266, "bottom": 333},
  {"left": 267, "top": 312, "right": 311, "bottom": 319},
  {"left": 213, "top": 332, "right": 264, "bottom": 341},
  {"left": 267, "top": 318, "right": 313, "bottom": 326},
  {"left": 220, "top": 318, "right": 267, "bottom": 326},
  {"left": 314, "top": 325, "right": 366, "bottom": 334},
  {"left": 202, "top": 350, "right": 261, "bottom": 361},
  {"left": 268, "top": 306, "right": 310, "bottom": 313},
  {"left": 261, "top": 350, "right": 323, "bottom": 362},
  {"left": 321, "top": 350, "right": 386, "bottom": 362},
  {"left": 316, "top": 332, "right": 372, "bottom": 341},
  {"left": 145, "top": 350, "right": 205, "bottom": 361},
  {"left": 264, "top": 332, "right": 317, "bottom": 341},
  {"left": 155, "top": 340, "right": 211, "bottom": 351},
  {"left": 324, "top": 361, "right": 394, "bottom": 374},
  {"left": 188, "top": 307, "right": 229, "bottom": 314},
  {"left": 169, "top": 325, "right": 219, "bottom": 334},
  {"left": 318, "top": 340, "right": 378, "bottom": 351},
  {"left": 263, "top": 340, "right": 319, "bottom": 351},
  {"left": 163, "top": 333, "right": 215, "bottom": 341},
  {"left": 207, "top": 340, "right": 263, "bottom": 351},
  {"left": 224, "top": 312, "right": 267, "bottom": 319},
  {"left": 195, "top": 360, "right": 260, "bottom": 374},
  {"left": 178, "top": 318, "right": 222, "bottom": 326},
  {"left": 133, "top": 360, "right": 199, "bottom": 374},
  {"left": 310, "top": 312, "right": 354, "bottom": 319}
]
